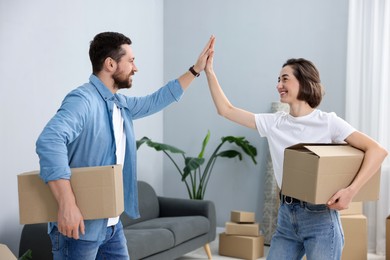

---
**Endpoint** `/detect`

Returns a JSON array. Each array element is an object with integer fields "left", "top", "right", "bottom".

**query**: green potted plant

[
  {"left": 19, "top": 249, "right": 32, "bottom": 260},
  {"left": 137, "top": 130, "right": 257, "bottom": 200}
]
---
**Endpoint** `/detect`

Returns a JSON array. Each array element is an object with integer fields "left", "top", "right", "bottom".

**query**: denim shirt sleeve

[
  {"left": 36, "top": 88, "right": 91, "bottom": 183},
  {"left": 124, "top": 79, "right": 184, "bottom": 119}
]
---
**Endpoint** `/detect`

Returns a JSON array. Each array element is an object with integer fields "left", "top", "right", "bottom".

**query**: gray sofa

[{"left": 19, "top": 181, "right": 216, "bottom": 259}]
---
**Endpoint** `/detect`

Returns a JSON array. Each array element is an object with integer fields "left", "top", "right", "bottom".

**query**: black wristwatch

[{"left": 189, "top": 65, "right": 200, "bottom": 77}]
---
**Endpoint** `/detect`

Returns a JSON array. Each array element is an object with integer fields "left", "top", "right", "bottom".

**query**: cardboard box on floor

[
  {"left": 219, "top": 233, "right": 264, "bottom": 260},
  {"left": 225, "top": 222, "right": 260, "bottom": 237},
  {"left": 231, "top": 210, "right": 256, "bottom": 223},
  {"left": 341, "top": 214, "right": 367, "bottom": 260},
  {"left": 340, "top": 202, "right": 363, "bottom": 215},
  {"left": 282, "top": 144, "right": 381, "bottom": 204},
  {"left": 0, "top": 244, "right": 16, "bottom": 260},
  {"left": 18, "top": 165, "right": 124, "bottom": 224}
]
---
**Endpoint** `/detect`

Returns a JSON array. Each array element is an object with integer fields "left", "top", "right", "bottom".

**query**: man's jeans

[
  {"left": 267, "top": 199, "right": 344, "bottom": 260},
  {"left": 49, "top": 221, "right": 129, "bottom": 260}
]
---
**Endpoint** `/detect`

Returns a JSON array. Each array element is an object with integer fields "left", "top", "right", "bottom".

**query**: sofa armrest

[{"left": 158, "top": 196, "right": 216, "bottom": 241}]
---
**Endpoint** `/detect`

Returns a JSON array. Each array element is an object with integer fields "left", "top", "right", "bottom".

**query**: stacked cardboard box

[
  {"left": 339, "top": 202, "right": 367, "bottom": 260},
  {"left": 340, "top": 211, "right": 367, "bottom": 260},
  {"left": 219, "top": 211, "right": 264, "bottom": 260}
]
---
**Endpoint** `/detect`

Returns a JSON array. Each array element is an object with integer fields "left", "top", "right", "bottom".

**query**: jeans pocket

[
  {"left": 304, "top": 203, "right": 329, "bottom": 213},
  {"left": 49, "top": 227, "right": 61, "bottom": 251}
]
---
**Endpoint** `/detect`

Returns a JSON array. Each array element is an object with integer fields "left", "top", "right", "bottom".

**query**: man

[{"left": 36, "top": 32, "right": 213, "bottom": 259}]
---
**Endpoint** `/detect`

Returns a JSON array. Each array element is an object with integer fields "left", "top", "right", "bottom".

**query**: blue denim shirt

[{"left": 36, "top": 74, "right": 183, "bottom": 241}]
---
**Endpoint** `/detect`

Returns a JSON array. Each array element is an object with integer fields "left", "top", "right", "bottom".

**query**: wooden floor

[{"left": 177, "top": 231, "right": 385, "bottom": 260}]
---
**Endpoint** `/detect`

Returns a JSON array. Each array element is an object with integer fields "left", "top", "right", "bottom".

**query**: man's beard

[{"left": 113, "top": 70, "right": 133, "bottom": 90}]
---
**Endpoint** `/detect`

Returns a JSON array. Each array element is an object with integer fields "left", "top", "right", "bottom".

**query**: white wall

[
  {"left": 163, "top": 0, "right": 349, "bottom": 227},
  {"left": 0, "top": 0, "right": 164, "bottom": 255}
]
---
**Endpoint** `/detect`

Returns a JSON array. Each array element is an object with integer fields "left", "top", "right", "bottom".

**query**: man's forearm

[
  {"left": 178, "top": 69, "right": 199, "bottom": 91},
  {"left": 48, "top": 179, "right": 77, "bottom": 208}
]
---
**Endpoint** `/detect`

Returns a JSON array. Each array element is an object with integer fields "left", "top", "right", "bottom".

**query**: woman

[{"left": 204, "top": 36, "right": 387, "bottom": 260}]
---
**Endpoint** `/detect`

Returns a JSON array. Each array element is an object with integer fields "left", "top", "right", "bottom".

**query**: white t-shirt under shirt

[
  {"left": 107, "top": 104, "right": 126, "bottom": 227},
  {"left": 255, "top": 109, "right": 356, "bottom": 189}
]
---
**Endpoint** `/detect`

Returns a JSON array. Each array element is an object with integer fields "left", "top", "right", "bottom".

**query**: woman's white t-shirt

[{"left": 255, "top": 109, "right": 356, "bottom": 188}]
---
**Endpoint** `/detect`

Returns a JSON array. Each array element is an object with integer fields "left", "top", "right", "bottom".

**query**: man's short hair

[{"left": 89, "top": 32, "right": 132, "bottom": 74}]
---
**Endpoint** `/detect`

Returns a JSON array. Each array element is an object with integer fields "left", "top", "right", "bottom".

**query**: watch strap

[{"left": 189, "top": 65, "right": 200, "bottom": 77}]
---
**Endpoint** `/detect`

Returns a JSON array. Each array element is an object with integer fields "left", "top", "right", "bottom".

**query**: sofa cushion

[
  {"left": 128, "top": 216, "right": 210, "bottom": 246},
  {"left": 124, "top": 228, "right": 174, "bottom": 260}
]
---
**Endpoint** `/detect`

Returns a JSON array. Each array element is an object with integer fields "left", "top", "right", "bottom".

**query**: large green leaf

[
  {"left": 182, "top": 157, "right": 205, "bottom": 181},
  {"left": 19, "top": 249, "right": 32, "bottom": 260},
  {"left": 136, "top": 136, "right": 150, "bottom": 150},
  {"left": 221, "top": 136, "right": 257, "bottom": 164},
  {"left": 198, "top": 130, "right": 210, "bottom": 159},
  {"left": 217, "top": 150, "right": 243, "bottom": 160},
  {"left": 137, "top": 137, "right": 185, "bottom": 154},
  {"left": 147, "top": 140, "right": 184, "bottom": 154}
]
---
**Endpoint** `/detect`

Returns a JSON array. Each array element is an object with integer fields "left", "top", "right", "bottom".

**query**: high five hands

[{"left": 193, "top": 35, "right": 216, "bottom": 75}]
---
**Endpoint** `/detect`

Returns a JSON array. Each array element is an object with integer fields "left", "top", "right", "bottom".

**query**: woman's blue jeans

[
  {"left": 267, "top": 199, "right": 344, "bottom": 260},
  {"left": 49, "top": 221, "right": 129, "bottom": 260}
]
